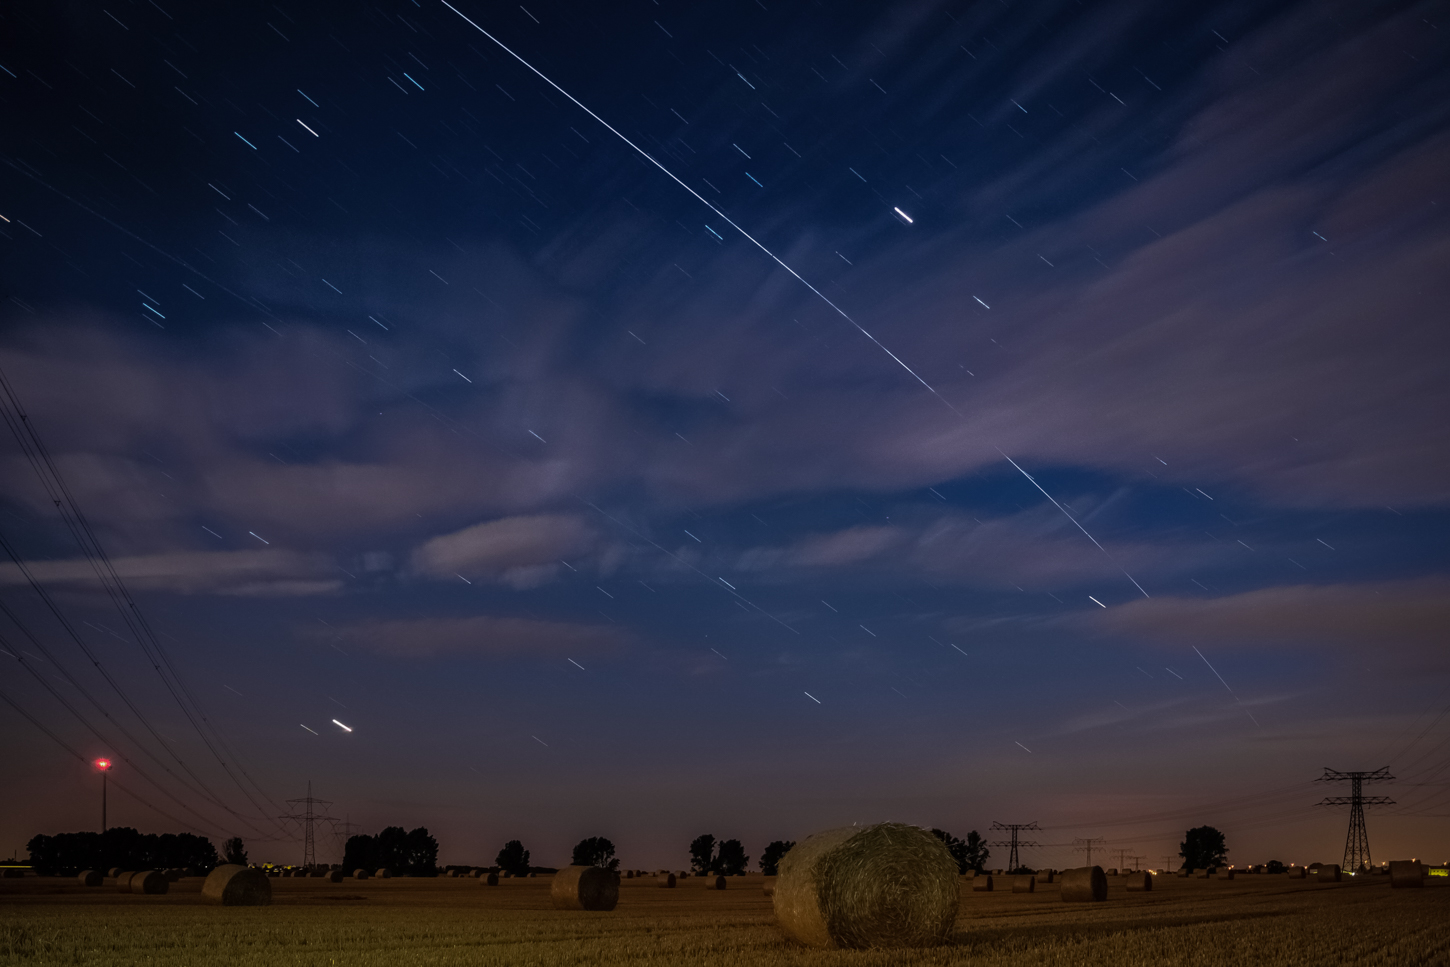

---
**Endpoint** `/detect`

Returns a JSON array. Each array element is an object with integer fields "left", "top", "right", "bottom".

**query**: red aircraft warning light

[{"left": 95, "top": 758, "right": 112, "bottom": 771}]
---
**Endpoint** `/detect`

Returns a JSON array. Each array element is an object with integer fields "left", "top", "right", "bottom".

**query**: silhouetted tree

[
  {"left": 689, "top": 834, "right": 716, "bottom": 874},
  {"left": 760, "top": 840, "right": 795, "bottom": 876},
  {"left": 343, "top": 834, "right": 377, "bottom": 872},
  {"left": 716, "top": 839, "right": 749, "bottom": 875},
  {"left": 1180, "top": 826, "right": 1228, "bottom": 870},
  {"left": 931, "top": 828, "right": 990, "bottom": 874},
  {"left": 1265, "top": 859, "right": 1286, "bottom": 874},
  {"left": 26, "top": 828, "right": 218, "bottom": 875},
  {"left": 496, "top": 839, "right": 530, "bottom": 876},
  {"left": 342, "top": 827, "right": 438, "bottom": 875},
  {"left": 223, "top": 837, "right": 248, "bottom": 866},
  {"left": 571, "top": 837, "right": 619, "bottom": 870}
]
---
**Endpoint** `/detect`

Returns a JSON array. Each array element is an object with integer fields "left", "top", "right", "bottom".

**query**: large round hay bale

[
  {"left": 328, "top": 870, "right": 345, "bottom": 883},
  {"left": 773, "top": 822, "right": 959, "bottom": 950},
  {"left": 78, "top": 870, "right": 103, "bottom": 887},
  {"left": 1318, "top": 865, "right": 1341, "bottom": 883},
  {"left": 550, "top": 865, "right": 618, "bottom": 911},
  {"left": 116, "top": 872, "right": 137, "bottom": 890},
  {"left": 1125, "top": 871, "right": 1152, "bottom": 892},
  {"left": 1389, "top": 861, "right": 1424, "bottom": 888},
  {"left": 1060, "top": 866, "right": 1107, "bottom": 903},
  {"left": 485, "top": 872, "right": 499, "bottom": 886},
  {"left": 971, "top": 874, "right": 993, "bottom": 892},
  {"left": 131, "top": 871, "right": 168, "bottom": 895},
  {"left": 471, "top": 869, "right": 484, "bottom": 878},
  {"left": 704, "top": 874, "right": 726, "bottom": 890},
  {"left": 353, "top": 869, "right": 369, "bottom": 880},
  {"left": 107, "top": 867, "right": 123, "bottom": 878},
  {"left": 657, "top": 873, "right": 676, "bottom": 888},
  {"left": 375, "top": 868, "right": 392, "bottom": 879},
  {"left": 202, "top": 865, "right": 271, "bottom": 906},
  {"left": 1011, "top": 875, "right": 1035, "bottom": 893}
]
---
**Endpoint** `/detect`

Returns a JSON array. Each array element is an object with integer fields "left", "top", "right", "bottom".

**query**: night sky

[{"left": 3, "top": 0, "right": 1449, "bottom": 872}]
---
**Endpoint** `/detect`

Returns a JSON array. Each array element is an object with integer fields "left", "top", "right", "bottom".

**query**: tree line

[{"left": 26, "top": 828, "right": 220, "bottom": 875}]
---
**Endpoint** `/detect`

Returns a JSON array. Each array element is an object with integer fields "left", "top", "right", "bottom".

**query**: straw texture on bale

[
  {"left": 375, "top": 868, "right": 392, "bottom": 879},
  {"left": 353, "top": 869, "right": 369, "bottom": 879},
  {"left": 1060, "top": 866, "right": 1107, "bottom": 903},
  {"left": 773, "top": 822, "right": 959, "bottom": 950},
  {"left": 704, "top": 874, "right": 726, "bottom": 890},
  {"left": 202, "top": 865, "right": 272, "bottom": 906},
  {"left": 1125, "top": 871, "right": 1152, "bottom": 892},
  {"left": 1036, "top": 870, "right": 1053, "bottom": 883},
  {"left": 484, "top": 872, "right": 499, "bottom": 885},
  {"left": 472, "top": 869, "right": 484, "bottom": 878},
  {"left": 131, "top": 870, "right": 168, "bottom": 894},
  {"left": 328, "top": 870, "right": 345, "bottom": 883},
  {"left": 1318, "top": 865, "right": 1341, "bottom": 883},
  {"left": 78, "top": 870, "right": 103, "bottom": 887},
  {"left": 550, "top": 865, "right": 619, "bottom": 911},
  {"left": 971, "top": 875, "right": 993, "bottom": 892},
  {"left": 1389, "top": 861, "right": 1424, "bottom": 888},
  {"left": 657, "top": 873, "right": 676, "bottom": 888},
  {"left": 1011, "top": 875, "right": 1035, "bottom": 893}
]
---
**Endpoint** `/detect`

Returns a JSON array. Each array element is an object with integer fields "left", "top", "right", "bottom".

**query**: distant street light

[{"left": 94, "top": 759, "right": 112, "bottom": 832}]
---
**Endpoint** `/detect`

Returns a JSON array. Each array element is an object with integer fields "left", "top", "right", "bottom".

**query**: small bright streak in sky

[{"left": 332, "top": 719, "right": 353, "bottom": 732}]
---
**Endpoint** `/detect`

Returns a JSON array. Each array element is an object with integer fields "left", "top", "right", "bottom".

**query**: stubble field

[{"left": 2, "top": 872, "right": 1447, "bottom": 967}]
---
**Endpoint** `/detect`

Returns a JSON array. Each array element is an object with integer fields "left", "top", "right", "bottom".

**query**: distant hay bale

[
  {"left": 1060, "top": 867, "right": 1107, "bottom": 903},
  {"left": 971, "top": 875, "right": 993, "bottom": 892},
  {"left": 107, "top": 867, "right": 122, "bottom": 878},
  {"left": 1218, "top": 869, "right": 1235, "bottom": 880},
  {"left": 202, "top": 865, "right": 271, "bottom": 906},
  {"left": 1036, "top": 870, "right": 1054, "bottom": 883},
  {"left": 116, "top": 872, "right": 137, "bottom": 890},
  {"left": 311, "top": 870, "right": 326, "bottom": 878},
  {"left": 1176, "top": 869, "right": 1189, "bottom": 878},
  {"left": 1011, "top": 875, "right": 1035, "bottom": 893},
  {"left": 1196, "top": 869, "right": 1211, "bottom": 879},
  {"left": 485, "top": 872, "right": 499, "bottom": 886},
  {"left": 657, "top": 873, "right": 676, "bottom": 888},
  {"left": 328, "top": 870, "right": 345, "bottom": 883},
  {"left": 447, "top": 870, "right": 458, "bottom": 877},
  {"left": 991, "top": 869, "right": 1003, "bottom": 876},
  {"left": 773, "top": 822, "right": 959, "bottom": 950},
  {"left": 1287, "top": 867, "right": 1306, "bottom": 879},
  {"left": 353, "top": 869, "right": 370, "bottom": 880},
  {"left": 375, "top": 868, "right": 392, "bottom": 879},
  {"left": 550, "top": 865, "right": 619, "bottom": 911},
  {"left": 1389, "top": 861, "right": 1424, "bottom": 888},
  {"left": 624, "top": 870, "right": 634, "bottom": 879},
  {"left": 131, "top": 871, "right": 168, "bottom": 895},
  {"left": 78, "top": 870, "right": 103, "bottom": 887},
  {"left": 1125, "top": 871, "right": 1152, "bottom": 892},
  {"left": 164, "top": 869, "right": 182, "bottom": 882},
  {"left": 1317, "top": 865, "right": 1341, "bottom": 883},
  {"left": 1106, "top": 868, "right": 1118, "bottom": 876},
  {"left": 471, "top": 869, "right": 484, "bottom": 878},
  {"left": 962, "top": 870, "right": 976, "bottom": 880},
  {"left": 704, "top": 874, "right": 726, "bottom": 890}
]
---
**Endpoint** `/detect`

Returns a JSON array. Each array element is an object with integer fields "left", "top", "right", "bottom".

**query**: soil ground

[{"left": 2, "top": 870, "right": 1447, "bottom": 966}]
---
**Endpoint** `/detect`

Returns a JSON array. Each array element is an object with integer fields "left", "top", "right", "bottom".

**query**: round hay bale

[
  {"left": 1106, "top": 868, "right": 1118, "bottom": 876},
  {"left": 1218, "top": 869, "right": 1235, "bottom": 880},
  {"left": 1011, "top": 875, "right": 1035, "bottom": 893},
  {"left": 1125, "top": 871, "right": 1152, "bottom": 892},
  {"left": 131, "top": 871, "right": 168, "bottom": 895},
  {"left": 164, "top": 869, "right": 182, "bottom": 882},
  {"left": 471, "top": 869, "right": 484, "bottom": 878},
  {"left": 1389, "top": 860, "right": 1424, "bottom": 888},
  {"left": 1060, "top": 866, "right": 1107, "bottom": 903},
  {"left": 961, "top": 870, "right": 977, "bottom": 879},
  {"left": 704, "top": 874, "right": 726, "bottom": 890},
  {"left": 550, "top": 865, "right": 618, "bottom": 911},
  {"left": 116, "top": 872, "right": 137, "bottom": 890},
  {"left": 310, "top": 870, "right": 326, "bottom": 878},
  {"left": 971, "top": 875, "right": 993, "bottom": 892},
  {"left": 202, "top": 865, "right": 271, "bottom": 906},
  {"left": 375, "top": 868, "right": 392, "bottom": 879},
  {"left": 657, "top": 873, "right": 676, "bottom": 888},
  {"left": 773, "top": 822, "right": 959, "bottom": 950},
  {"left": 328, "top": 870, "right": 345, "bottom": 883},
  {"left": 1196, "top": 869, "right": 1211, "bottom": 879},
  {"left": 78, "top": 870, "right": 103, "bottom": 887},
  {"left": 624, "top": 870, "right": 634, "bottom": 879},
  {"left": 353, "top": 869, "right": 369, "bottom": 880},
  {"left": 1036, "top": 870, "right": 1054, "bottom": 884},
  {"left": 991, "top": 869, "right": 1003, "bottom": 876},
  {"left": 528, "top": 872, "right": 537, "bottom": 878},
  {"left": 485, "top": 871, "right": 499, "bottom": 886},
  {"left": 1287, "top": 866, "right": 1305, "bottom": 879},
  {"left": 107, "top": 867, "right": 123, "bottom": 878},
  {"left": 1317, "top": 864, "right": 1341, "bottom": 883},
  {"left": 1176, "top": 868, "right": 1190, "bottom": 878}
]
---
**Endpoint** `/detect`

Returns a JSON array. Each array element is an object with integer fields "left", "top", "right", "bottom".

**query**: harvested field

[{"left": 1, "top": 872, "right": 1447, "bottom": 966}]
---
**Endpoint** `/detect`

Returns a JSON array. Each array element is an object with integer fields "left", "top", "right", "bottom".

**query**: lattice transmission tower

[
  {"left": 1315, "top": 767, "right": 1393, "bottom": 872},
  {"left": 989, "top": 821, "right": 1040, "bottom": 871},
  {"left": 280, "top": 780, "right": 336, "bottom": 868}
]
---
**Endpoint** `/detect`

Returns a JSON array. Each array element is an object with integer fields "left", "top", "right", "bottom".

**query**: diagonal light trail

[{"left": 442, "top": 0, "right": 1143, "bottom": 598}]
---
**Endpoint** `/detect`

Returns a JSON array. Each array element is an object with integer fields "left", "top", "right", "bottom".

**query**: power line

[
  {"left": 1315, "top": 767, "right": 1394, "bottom": 872},
  {"left": 1073, "top": 837, "right": 1106, "bottom": 867},
  {"left": 989, "top": 821, "right": 1040, "bottom": 871}
]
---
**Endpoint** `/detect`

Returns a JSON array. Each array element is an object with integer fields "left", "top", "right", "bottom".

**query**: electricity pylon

[
  {"left": 1073, "top": 837, "right": 1106, "bottom": 867},
  {"left": 280, "top": 780, "right": 336, "bottom": 868},
  {"left": 989, "top": 821, "right": 1040, "bottom": 871},
  {"left": 1315, "top": 767, "right": 1393, "bottom": 872}
]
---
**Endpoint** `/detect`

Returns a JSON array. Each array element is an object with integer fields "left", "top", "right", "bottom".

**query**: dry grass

[{"left": 2, "top": 872, "right": 1447, "bottom": 966}]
